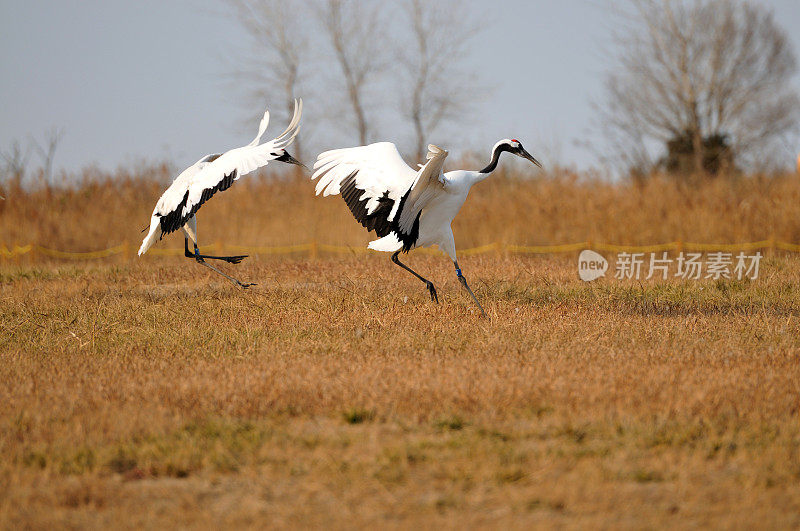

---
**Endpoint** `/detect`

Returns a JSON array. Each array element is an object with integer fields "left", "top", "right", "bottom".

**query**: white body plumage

[
  {"left": 367, "top": 169, "right": 484, "bottom": 261},
  {"left": 138, "top": 100, "right": 303, "bottom": 256},
  {"left": 312, "top": 140, "right": 539, "bottom": 262}
]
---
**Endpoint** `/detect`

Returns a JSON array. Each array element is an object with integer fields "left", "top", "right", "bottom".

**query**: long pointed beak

[
  {"left": 277, "top": 151, "right": 309, "bottom": 170},
  {"left": 286, "top": 153, "right": 308, "bottom": 170},
  {"left": 520, "top": 148, "right": 543, "bottom": 169}
]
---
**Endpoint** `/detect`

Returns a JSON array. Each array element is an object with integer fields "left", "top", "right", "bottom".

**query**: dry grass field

[{"left": 2, "top": 169, "right": 800, "bottom": 528}]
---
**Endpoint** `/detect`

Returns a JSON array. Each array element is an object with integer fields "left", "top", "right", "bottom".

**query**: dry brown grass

[
  {"left": 3, "top": 168, "right": 800, "bottom": 252},
  {"left": 2, "top": 256, "right": 800, "bottom": 528},
  {"left": 1, "top": 169, "right": 800, "bottom": 527}
]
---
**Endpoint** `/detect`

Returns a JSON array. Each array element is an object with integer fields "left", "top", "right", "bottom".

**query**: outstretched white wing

[
  {"left": 152, "top": 156, "right": 213, "bottom": 219},
  {"left": 139, "top": 156, "right": 214, "bottom": 255},
  {"left": 311, "top": 142, "right": 418, "bottom": 236}
]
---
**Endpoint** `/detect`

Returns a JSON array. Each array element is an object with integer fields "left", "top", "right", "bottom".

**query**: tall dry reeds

[{"left": 2, "top": 166, "right": 800, "bottom": 253}]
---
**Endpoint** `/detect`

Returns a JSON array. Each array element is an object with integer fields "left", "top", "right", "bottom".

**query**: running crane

[
  {"left": 311, "top": 139, "right": 542, "bottom": 315},
  {"left": 138, "top": 100, "right": 304, "bottom": 287}
]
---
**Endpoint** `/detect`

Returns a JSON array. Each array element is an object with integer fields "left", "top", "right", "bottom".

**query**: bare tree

[
  {"left": 598, "top": 0, "right": 799, "bottom": 175},
  {"left": 318, "top": 0, "right": 388, "bottom": 145},
  {"left": 1, "top": 140, "right": 30, "bottom": 186},
  {"left": 30, "top": 127, "right": 63, "bottom": 186},
  {"left": 399, "top": 0, "right": 482, "bottom": 162},
  {"left": 229, "top": 0, "right": 310, "bottom": 161}
]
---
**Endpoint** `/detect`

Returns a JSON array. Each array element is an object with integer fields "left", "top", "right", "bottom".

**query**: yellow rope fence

[{"left": 0, "top": 239, "right": 795, "bottom": 261}]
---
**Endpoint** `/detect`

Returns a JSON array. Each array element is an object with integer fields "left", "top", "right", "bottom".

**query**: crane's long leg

[
  {"left": 181, "top": 239, "right": 246, "bottom": 264},
  {"left": 185, "top": 238, "right": 255, "bottom": 289},
  {"left": 195, "top": 252, "right": 249, "bottom": 264},
  {"left": 181, "top": 216, "right": 247, "bottom": 263},
  {"left": 391, "top": 250, "right": 438, "bottom": 303},
  {"left": 454, "top": 261, "right": 486, "bottom": 317},
  {"left": 182, "top": 239, "right": 248, "bottom": 264}
]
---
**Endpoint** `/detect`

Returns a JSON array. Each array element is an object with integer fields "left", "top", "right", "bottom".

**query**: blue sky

[{"left": 1, "top": 0, "right": 798, "bottom": 174}]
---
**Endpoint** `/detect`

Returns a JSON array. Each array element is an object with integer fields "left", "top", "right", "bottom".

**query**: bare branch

[
  {"left": 1, "top": 140, "right": 30, "bottom": 186},
  {"left": 228, "top": 0, "right": 310, "bottom": 160},
  {"left": 597, "top": 0, "right": 799, "bottom": 175},
  {"left": 317, "top": 0, "right": 389, "bottom": 145},
  {"left": 30, "top": 127, "right": 63, "bottom": 186},
  {"left": 398, "top": 0, "right": 485, "bottom": 161}
]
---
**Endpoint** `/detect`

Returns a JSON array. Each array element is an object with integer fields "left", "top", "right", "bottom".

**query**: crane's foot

[
  {"left": 193, "top": 254, "right": 255, "bottom": 289},
  {"left": 196, "top": 253, "right": 248, "bottom": 264},
  {"left": 183, "top": 239, "right": 247, "bottom": 264},
  {"left": 458, "top": 275, "right": 487, "bottom": 318},
  {"left": 426, "top": 281, "right": 439, "bottom": 304},
  {"left": 390, "top": 251, "right": 438, "bottom": 305}
]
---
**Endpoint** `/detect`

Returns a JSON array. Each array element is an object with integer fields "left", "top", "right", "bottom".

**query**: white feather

[
  {"left": 248, "top": 109, "right": 270, "bottom": 147},
  {"left": 367, "top": 233, "right": 403, "bottom": 252},
  {"left": 397, "top": 144, "right": 448, "bottom": 233},
  {"left": 311, "top": 142, "right": 417, "bottom": 221}
]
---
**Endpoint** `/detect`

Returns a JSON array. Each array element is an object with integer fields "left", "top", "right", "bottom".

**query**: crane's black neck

[{"left": 479, "top": 143, "right": 512, "bottom": 174}]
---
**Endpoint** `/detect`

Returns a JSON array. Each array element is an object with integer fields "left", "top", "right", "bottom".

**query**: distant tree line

[
  {"left": 4, "top": 0, "right": 797, "bottom": 184},
  {"left": 228, "top": 0, "right": 482, "bottom": 163},
  {"left": 0, "top": 128, "right": 63, "bottom": 188},
  {"left": 597, "top": 0, "right": 799, "bottom": 178}
]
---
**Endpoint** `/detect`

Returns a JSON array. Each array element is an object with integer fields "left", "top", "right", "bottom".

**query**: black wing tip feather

[
  {"left": 396, "top": 188, "right": 420, "bottom": 252},
  {"left": 340, "top": 171, "right": 419, "bottom": 251},
  {"left": 158, "top": 170, "right": 237, "bottom": 235}
]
